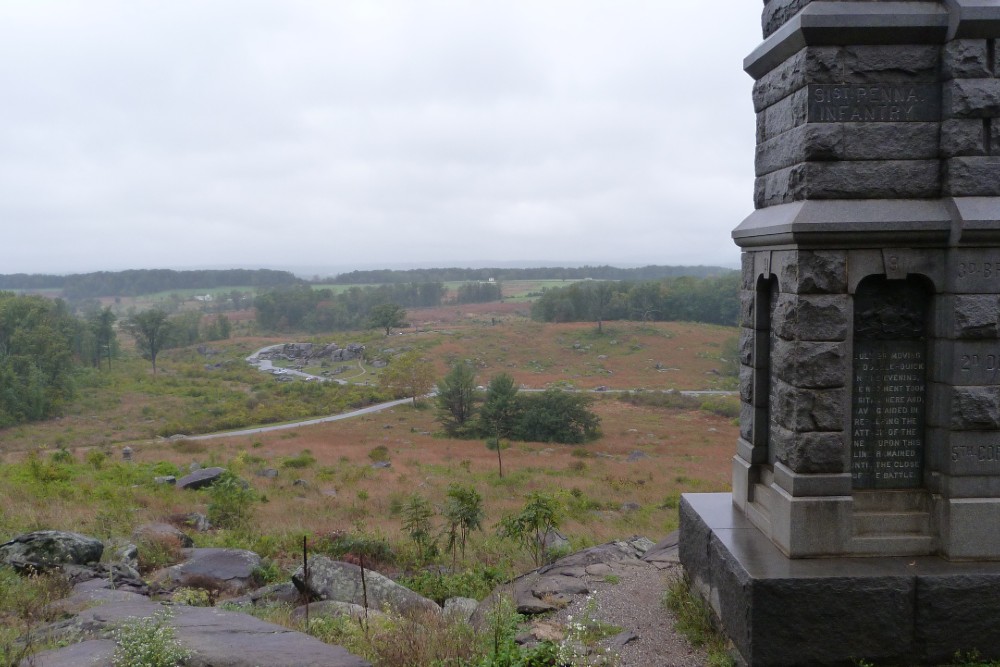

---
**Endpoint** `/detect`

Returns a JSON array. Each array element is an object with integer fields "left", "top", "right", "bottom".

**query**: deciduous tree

[
  {"left": 379, "top": 352, "right": 435, "bottom": 406},
  {"left": 369, "top": 302, "right": 407, "bottom": 336},
  {"left": 123, "top": 309, "right": 173, "bottom": 375}
]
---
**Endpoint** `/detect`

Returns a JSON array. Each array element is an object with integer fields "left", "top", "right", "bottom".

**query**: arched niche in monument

[
  {"left": 752, "top": 274, "right": 779, "bottom": 465},
  {"left": 850, "top": 275, "right": 932, "bottom": 490}
]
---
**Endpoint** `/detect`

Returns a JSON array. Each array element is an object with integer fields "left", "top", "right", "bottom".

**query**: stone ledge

[
  {"left": 746, "top": 2, "right": 950, "bottom": 80},
  {"left": 680, "top": 492, "right": 1000, "bottom": 666},
  {"left": 733, "top": 199, "right": 953, "bottom": 248}
]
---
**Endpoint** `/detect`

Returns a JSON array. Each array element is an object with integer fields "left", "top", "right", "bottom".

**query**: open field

[
  {"left": 0, "top": 314, "right": 736, "bottom": 452},
  {"left": 0, "top": 309, "right": 737, "bottom": 574},
  {"left": 0, "top": 394, "right": 735, "bottom": 571}
]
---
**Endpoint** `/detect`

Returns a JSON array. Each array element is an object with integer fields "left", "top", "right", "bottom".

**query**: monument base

[{"left": 680, "top": 493, "right": 1000, "bottom": 667}]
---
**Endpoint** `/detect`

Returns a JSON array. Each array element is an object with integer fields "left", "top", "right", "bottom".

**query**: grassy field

[{"left": 0, "top": 308, "right": 737, "bottom": 585}]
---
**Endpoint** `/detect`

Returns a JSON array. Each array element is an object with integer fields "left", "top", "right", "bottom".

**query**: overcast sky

[{"left": 0, "top": 1, "right": 763, "bottom": 277}]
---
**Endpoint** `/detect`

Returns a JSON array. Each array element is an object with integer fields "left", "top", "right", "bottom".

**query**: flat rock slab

[
  {"left": 177, "top": 466, "right": 227, "bottom": 490},
  {"left": 166, "top": 548, "right": 262, "bottom": 593},
  {"left": 25, "top": 639, "right": 115, "bottom": 667},
  {"left": 27, "top": 601, "right": 371, "bottom": 667}
]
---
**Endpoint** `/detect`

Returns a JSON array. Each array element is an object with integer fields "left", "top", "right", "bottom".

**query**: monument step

[
  {"left": 750, "top": 481, "right": 778, "bottom": 515},
  {"left": 853, "top": 510, "right": 931, "bottom": 536},
  {"left": 852, "top": 490, "right": 930, "bottom": 513},
  {"left": 745, "top": 499, "right": 773, "bottom": 537},
  {"left": 849, "top": 534, "right": 935, "bottom": 557}
]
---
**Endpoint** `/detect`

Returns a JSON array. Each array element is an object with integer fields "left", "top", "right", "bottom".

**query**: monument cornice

[
  {"left": 733, "top": 198, "right": 955, "bottom": 247},
  {"left": 745, "top": 2, "right": 950, "bottom": 79}
]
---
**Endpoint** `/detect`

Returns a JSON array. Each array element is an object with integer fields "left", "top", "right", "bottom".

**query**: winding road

[{"left": 177, "top": 345, "right": 736, "bottom": 442}]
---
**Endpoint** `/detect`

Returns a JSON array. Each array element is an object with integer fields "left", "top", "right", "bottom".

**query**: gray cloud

[{"left": 0, "top": 0, "right": 762, "bottom": 275}]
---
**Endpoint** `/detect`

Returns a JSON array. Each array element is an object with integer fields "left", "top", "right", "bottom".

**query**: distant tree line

[
  {"left": 455, "top": 281, "right": 502, "bottom": 304},
  {"left": 530, "top": 273, "right": 740, "bottom": 327},
  {"left": 0, "top": 269, "right": 302, "bottom": 299},
  {"left": 327, "top": 264, "right": 732, "bottom": 284},
  {"left": 254, "top": 283, "right": 444, "bottom": 332}
]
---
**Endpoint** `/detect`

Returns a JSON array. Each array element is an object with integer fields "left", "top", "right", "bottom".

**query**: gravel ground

[{"left": 535, "top": 556, "right": 711, "bottom": 666}]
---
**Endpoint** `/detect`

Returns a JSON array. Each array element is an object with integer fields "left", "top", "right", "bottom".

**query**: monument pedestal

[
  {"left": 681, "top": 493, "right": 1000, "bottom": 667},
  {"left": 678, "top": 2, "right": 1000, "bottom": 662}
]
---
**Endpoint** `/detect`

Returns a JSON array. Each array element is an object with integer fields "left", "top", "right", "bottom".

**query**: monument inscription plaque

[
  {"left": 851, "top": 277, "right": 929, "bottom": 489},
  {"left": 808, "top": 84, "right": 941, "bottom": 123}
]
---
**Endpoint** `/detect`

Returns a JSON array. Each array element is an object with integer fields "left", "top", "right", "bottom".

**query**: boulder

[
  {"left": 293, "top": 556, "right": 439, "bottom": 616},
  {"left": 226, "top": 582, "right": 303, "bottom": 608},
  {"left": 164, "top": 548, "right": 263, "bottom": 593},
  {"left": 177, "top": 467, "right": 227, "bottom": 490},
  {"left": 132, "top": 522, "right": 194, "bottom": 548},
  {"left": 443, "top": 597, "right": 479, "bottom": 623},
  {"left": 0, "top": 531, "right": 103, "bottom": 570}
]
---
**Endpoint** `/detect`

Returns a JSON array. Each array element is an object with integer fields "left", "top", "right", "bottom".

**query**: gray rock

[
  {"left": 943, "top": 39, "right": 992, "bottom": 79},
  {"left": 24, "top": 639, "right": 116, "bottom": 667},
  {"left": 256, "top": 468, "right": 279, "bottom": 478},
  {"left": 531, "top": 575, "right": 590, "bottom": 597},
  {"left": 773, "top": 340, "right": 847, "bottom": 389},
  {"left": 952, "top": 387, "right": 1000, "bottom": 430},
  {"left": 26, "top": 601, "right": 371, "bottom": 667},
  {"left": 641, "top": 532, "right": 680, "bottom": 567},
  {"left": 944, "top": 78, "right": 1000, "bottom": 118},
  {"left": 619, "top": 502, "right": 641, "bottom": 513},
  {"left": 443, "top": 597, "right": 479, "bottom": 623},
  {"left": 0, "top": 531, "right": 103, "bottom": 569},
  {"left": 293, "top": 556, "right": 439, "bottom": 616},
  {"left": 608, "top": 630, "right": 639, "bottom": 652},
  {"left": 177, "top": 466, "right": 227, "bottom": 490},
  {"left": 132, "top": 522, "right": 194, "bottom": 548},
  {"left": 227, "top": 582, "right": 303, "bottom": 608},
  {"left": 946, "top": 157, "right": 1000, "bottom": 197},
  {"left": 770, "top": 381, "right": 845, "bottom": 432},
  {"left": 542, "top": 527, "right": 569, "bottom": 554},
  {"left": 772, "top": 294, "right": 849, "bottom": 342},
  {"left": 371, "top": 461, "right": 391, "bottom": 469},
  {"left": 154, "top": 475, "right": 176, "bottom": 485},
  {"left": 953, "top": 295, "right": 1000, "bottom": 338},
  {"left": 941, "top": 119, "right": 987, "bottom": 158},
  {"left": 165, "top": 548, "right": 263, "bottom": 593}
]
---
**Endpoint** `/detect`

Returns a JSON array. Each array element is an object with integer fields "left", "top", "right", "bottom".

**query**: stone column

[{"left": 732, "top": 0, "right": 1000, "bottom": 559}]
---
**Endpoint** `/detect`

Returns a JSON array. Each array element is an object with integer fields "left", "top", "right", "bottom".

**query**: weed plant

[
  {"left": 0, "top": 567, "right": 73, "bottom": 667},
  {"left": 663, "top": 576, "right": 734, "bottom": 667},
  {"left": 112, "top": 610, "right": 190, "bottom": 667}
]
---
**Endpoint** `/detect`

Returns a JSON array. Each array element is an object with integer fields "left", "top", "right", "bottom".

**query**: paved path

[{"left": 180, "top": 345, "right": 737, "bottom": 443}]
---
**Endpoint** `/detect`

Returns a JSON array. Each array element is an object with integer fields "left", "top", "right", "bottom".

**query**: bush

[
  {"left": 699, "top": 396, "right": 740, "bottom": 419},
  {"left": 280, "top": 451, "right": 316, "bottom": 469},
  {"left": 112, "top": 610, "right": 191, "bottom": 667},
  {"left": 398, "top": 565, "right": 507, "bottom": 605},
  {"left": 207, "top": 473, "right": 257, "bottom": 530}
]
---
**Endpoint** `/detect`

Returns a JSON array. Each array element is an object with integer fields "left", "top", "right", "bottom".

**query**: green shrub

[
  {"left": 368, "top": 445, "right": 390, "bottom": 463},
  {"left": 399, "top": 565, "right": 507, "bottom": 605},
  {"left": 281, "top": 450, "right": 316, "bottom": 469},
  {"left": 699, "top": 396, "right": 740, "bottom": 419},
  {"left": 207, "top": 473, "right": 257, "bottom": 530}
]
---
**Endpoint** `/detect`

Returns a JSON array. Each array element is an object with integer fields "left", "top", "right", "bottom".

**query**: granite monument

[{"left": 680, "top": 1, "right": 1000, "bottom": 664}]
